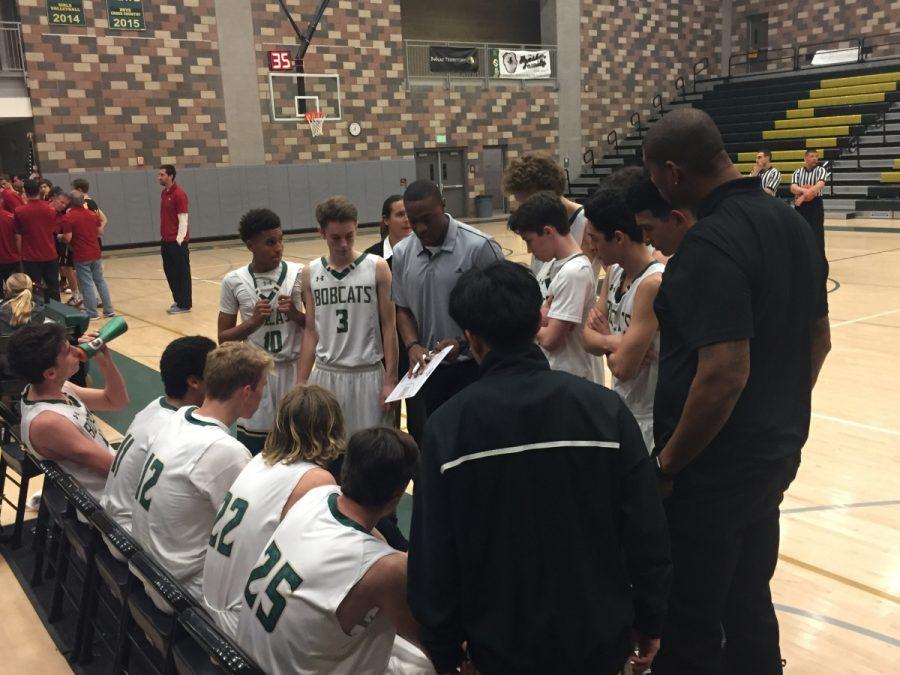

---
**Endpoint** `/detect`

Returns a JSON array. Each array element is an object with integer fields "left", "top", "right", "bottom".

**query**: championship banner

[
  {"left": 106, "top": 0, "right": 146, "bottom": 31},
  {"left": 47, "top": 0, "right": 85, "bottom": 26},
  {"left": 429, "top": 46, "right": 479, "bottom": 74},
  {"left": 492, "top": 49, "right": 552, "bottom": 79}
]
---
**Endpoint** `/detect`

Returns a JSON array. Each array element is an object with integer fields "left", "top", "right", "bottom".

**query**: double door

[{"left": 415, "top": 149, "right": 466, "bottom": 217}]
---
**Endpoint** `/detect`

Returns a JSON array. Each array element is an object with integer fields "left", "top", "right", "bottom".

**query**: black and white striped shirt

[
  {"left": 759, "top": 167, "right": 781, "bottom": 194},
  {"left": 791, "top": 165, "right": 830, "bottom": 197}
]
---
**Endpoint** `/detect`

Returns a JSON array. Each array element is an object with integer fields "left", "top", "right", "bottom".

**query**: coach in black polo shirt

[
  {"left": 642, "top": 109, "right": 831, "bottom": 675},
  {"left": 391, "top": 180, "right": 502, "bottom": 442}
]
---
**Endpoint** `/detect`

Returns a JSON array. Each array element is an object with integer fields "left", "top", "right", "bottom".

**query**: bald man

[{"left": 641, "top": 108, "right": 831, "bottom": 675}]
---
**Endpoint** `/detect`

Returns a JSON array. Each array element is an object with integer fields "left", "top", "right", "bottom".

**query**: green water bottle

[{"left": 76, "top": 316, "right": 128, "bottom": 361}]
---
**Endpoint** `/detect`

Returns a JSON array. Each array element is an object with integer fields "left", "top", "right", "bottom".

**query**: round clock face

[{"left": 349, "top": 122, "right": 361, "bottom": 137}]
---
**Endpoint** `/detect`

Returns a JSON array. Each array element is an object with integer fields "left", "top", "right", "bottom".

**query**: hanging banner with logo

[
  {"left": 106, "top": 0, "right": 146, "bottom": 31},
  {"left": 429, "top": 46, "right": 479, "bottom": 74},
  {"left": 492, "top": 49, "right": 552, "bottom": 79},
  {"left": 47, "top": 0, "right": 85, "bottom": 26}
]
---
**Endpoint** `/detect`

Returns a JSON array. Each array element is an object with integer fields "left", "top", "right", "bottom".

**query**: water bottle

[{"left": 76, "top": 316, "right": 128, "bottom": 361}]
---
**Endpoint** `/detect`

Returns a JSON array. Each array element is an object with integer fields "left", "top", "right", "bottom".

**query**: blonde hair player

[
  {"left": 202, "top": 385, "right": 344, "bottom": 637},
  {"left": 218, "top": 208, "right": 305, "bottom": 454},
  {"left": 298, "top": 197, "right": 398, "bottom": 434}
]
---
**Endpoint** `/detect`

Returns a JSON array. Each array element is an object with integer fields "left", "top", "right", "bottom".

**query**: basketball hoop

[{"left": 304, "top": 111, "right": 327, "bottom": 137}]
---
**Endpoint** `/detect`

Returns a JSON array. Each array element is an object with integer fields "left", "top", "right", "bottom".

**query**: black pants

[
  {"left": 406, "top": 359, "right": 480, "bottom": 445},
  {"left": 0, "top": 261, "right": 21, "bottom": 288},
  {"left": 653, "top": 456, "right": 800, "bottom": 675},
  {"left": 796, "top": 197, "right": 825, "bottom": 256},
  {"left": 22, "top": 259, "right": 60, "bottom": 302},
  {"left": 160, "top": 241, "right": 192, "bottom": 309}
]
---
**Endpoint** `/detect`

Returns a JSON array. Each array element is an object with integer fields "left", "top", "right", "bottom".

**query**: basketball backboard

[{"left": 267, "top": 72, "right": 342, "bottom": 123}]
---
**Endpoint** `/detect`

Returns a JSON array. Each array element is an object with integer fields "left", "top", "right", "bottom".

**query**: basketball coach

[{"left": 642, "top": 108, "right": 831, "bottom": 675}]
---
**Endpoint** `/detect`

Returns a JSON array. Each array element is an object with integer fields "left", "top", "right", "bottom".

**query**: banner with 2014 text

[{"left": 492, "top": 49, "right": 552, "bottom": 79}]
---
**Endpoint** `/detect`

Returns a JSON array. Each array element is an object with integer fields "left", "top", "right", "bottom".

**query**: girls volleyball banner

[{"left": 492, "top": 49, "right": 552, "bottom": 79}]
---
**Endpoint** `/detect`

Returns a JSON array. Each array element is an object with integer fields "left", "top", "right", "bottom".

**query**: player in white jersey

[
  {"left": 509, "top": 191, "right": 598, "bottom": 381},
  {"left": 236, "top": 428, "right": 424, "bottom": 675},
  {"left": 582, "top": 187, "right": 664, "bottom": 451},
  {"left": 101, "top": 336, "right": 214, "bottom": 532},
  {"left": 11, "top": 323, "right": 127, "bottom": 499},
  {"left": 299, "top": 197, "right": 398, "bottom": 434},
  {"left": 130, "top": 342, "right": 270, "bottom": 601},
  {"left": 202, "top": 385, "right": 342, "bottom": 637},
  {"left": 219, "top": 208, "right": 305, "bottom": 454}
]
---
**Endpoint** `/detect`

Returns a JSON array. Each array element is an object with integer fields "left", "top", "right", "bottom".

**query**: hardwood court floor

[{"left": 2, "top": 219, "right": 898, "bottom": 673}]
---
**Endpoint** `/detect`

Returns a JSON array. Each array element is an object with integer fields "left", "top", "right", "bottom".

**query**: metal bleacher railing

[
  {"left": 727, "top": 30, "right": 900, "bottom": 79},
  {"left": 0, "top": 21, "right": 25, "bottom": 74},
  {"left": 404, "top": 39, "right": 558, "bottom": 89}
]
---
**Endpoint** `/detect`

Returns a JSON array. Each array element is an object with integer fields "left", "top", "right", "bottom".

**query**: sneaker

[
  {"left": 89, "top": 315, "right": 102, "bottom": 321},
  {"left": 102, "top": 311, "right": 117, "bottom": 318},
  {"left": 65, "top": 296, "right": 80, "bottom": 306},
  {"left": 166, "top": 306, "right": 192, "bottom": 314},
  {"left": 168, "top": 303, "right": 179, "bottom": 311},
  {"left": 27, "top": 491, "right": 42, "bottom": 510}
]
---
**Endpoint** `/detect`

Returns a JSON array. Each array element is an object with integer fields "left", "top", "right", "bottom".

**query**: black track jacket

[{"left": 408, "top": 344, "right": 672, "bottom": 674}]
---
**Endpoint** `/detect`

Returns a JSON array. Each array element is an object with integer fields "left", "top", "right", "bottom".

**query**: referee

[
  {"left": 790, "top": 149, "right": 829, "bottom": 255},
  {"left": 750, "top": 149, "right": 781, "bottom": 196}
]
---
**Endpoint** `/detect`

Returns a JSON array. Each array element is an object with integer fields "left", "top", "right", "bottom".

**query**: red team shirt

[
  {"left": 1, "top": 188, "right": 24, "bottom": 214},
  {"left": 0, "top": 209, "right": 18, "bottom": 264},
  {"left": 61, "top": 207, "right": 102, "bottom": 263},
  {"left": 13, "top": 200, "right": 58, "bottom": 262},
  {"left": 160, "top": 183, "right": 189, "bottom": 243}
]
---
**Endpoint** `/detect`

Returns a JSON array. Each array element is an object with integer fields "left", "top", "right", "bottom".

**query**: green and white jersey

[
  {"left": 220, "top": 260, "right": 304, "bottom": 362},
  {"left": 202, "top": 454, "right": 317, "bottom": 638},
  {"left": 309, "top": 254, "right": 382, "bottom": 368},
  {"left": 101, "top": 397, "right": 179, "bottom": 532},
  {"left": 130, "top": 406, "right": 251, "bottom": 600},
  {"left": 236, "top": 485, "right": 397, "bottom": 675},
  {"left": 19, "top": 382, "right": 113, "bottom": 499}
]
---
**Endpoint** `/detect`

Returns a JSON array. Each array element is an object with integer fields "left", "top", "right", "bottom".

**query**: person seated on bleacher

[
  {"left": 10, "top": 322, "right": 128, "bottom": 498},
  {"left": 202, "top": 385, "right": 342, "bottom": 638},
  {"left": 100, "top": 335, "right": 215, "bottom": 533},
  {"left": 0, "top": 273, "right": 45, "bottom": 332},
  {"left": 130, "top": 342, "right": 269, "bottom": 602},
  {"left": 236, "top": 427, "right": 432, "bottom": 675}
]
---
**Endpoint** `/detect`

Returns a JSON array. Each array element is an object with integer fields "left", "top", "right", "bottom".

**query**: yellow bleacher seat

[
  {"left": 774, "top": 115, "right": 861, "bottom": 130},
  {"left": 736, "top": 149, "right": 825, "bottom": 162},
  {"left": 809, "top": 82, "right": 897, "bottom": 98},
  {"left": 819, "top": 71, "right": 900, "bottom": 89},
  {"left": 734, "top": 162, "right": 804, "bottom": 173},
  {"left": 795, "top": 92, "right": 886, "bottom": 108},
  {"left": 786, "top": 109, "right": 815, "bottom": 119},
  {"left": 881, "top": 172, "right": 900, "bottom": 183},
  {"left": 763, "top": 126, "right": 848, "bottom": 140},
  {"left": 893, "top": 159, "right": 900, "bottom": 170}
]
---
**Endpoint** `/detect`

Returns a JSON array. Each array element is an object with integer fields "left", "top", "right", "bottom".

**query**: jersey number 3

[
  {"left": 208, "top": 491, "right": 249, "bottom": 557},
  {"left": 244, "top": 541, "right": 303, "bottom": 633}
]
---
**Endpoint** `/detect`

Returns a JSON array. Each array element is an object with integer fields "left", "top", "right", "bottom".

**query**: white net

[{"left": 305, "top": 112, "right": 327, "bottom": 137}]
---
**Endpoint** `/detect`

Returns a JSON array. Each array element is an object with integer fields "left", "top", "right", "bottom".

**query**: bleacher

[{"left": 569, "top": 55, "right": 900, "bottom": 220}]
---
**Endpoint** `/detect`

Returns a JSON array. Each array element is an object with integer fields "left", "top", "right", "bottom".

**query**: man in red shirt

[
  {"left": 1, "top": 175, "right": 25, "bottom": 214},
  {"left": 0, "top": 206, "right": 21, "bottom": 287},
  {"left": 14, "top": 179, "right": 60, "bottom": 301},
  {"left": 158, "top": 164, "right": 192, "bottom": 314},
  {"left": 60, "top": 193, "right": 115, "bottom": 320}
]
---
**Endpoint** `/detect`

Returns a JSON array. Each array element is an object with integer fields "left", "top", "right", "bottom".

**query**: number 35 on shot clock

[{"left": 268, "top": 50, "right": 293, "bottom": 72}]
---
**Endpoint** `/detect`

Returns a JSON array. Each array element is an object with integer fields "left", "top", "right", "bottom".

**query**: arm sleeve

[
  {"left": 547, "top": 262, "right": 592, "bottom": 324},
  {"left": 219, "top": 277, "right": 239, "bottom": 315},
  {"left": 175, "top": 190, "right": 189, "bottom": 215},
  {"left": 407, "top": 419, "right": 465, "bottom": 672},
  {"left": 614, "top": 403, "right": 672, "bottom": 638},
  {"left": 291, "top": 266, "right": 304, "bottom": 310},
  {"left": 474, "top": 237, "right": 503, "bottom": 269},
  {"left": 666, "top": 240, "right": 754, "bottom": 350},
  {"left": 790, "top": 169, "right": 800, "bottom": 186},
  {"left": 190, "top": 440, "right": 250, "bottom": 508},
  {"left": 390, "top": 252, "right": 409, "bottom": 307}
]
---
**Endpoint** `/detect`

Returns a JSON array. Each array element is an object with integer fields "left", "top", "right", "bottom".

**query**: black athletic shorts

[{"left": 56, "top": 240, "right": 73, "bottom": 267}]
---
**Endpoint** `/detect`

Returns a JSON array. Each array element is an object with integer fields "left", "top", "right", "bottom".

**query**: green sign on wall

[
  {"left": 106, "top": 0, "right": 146, "bottom": 31},
  {"left": 47, "top": 0, "right": 85, "bottom": 26}
]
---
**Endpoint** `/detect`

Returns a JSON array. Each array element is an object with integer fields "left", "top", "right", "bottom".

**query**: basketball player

[
  {"left": 623, "top": 171, "right": 694, "bottom": 258},
  {"left": 582, "top": 188, "right": 663, "bottom": 451},
  {"left": 299, "top": 197, "right": 397, "bottom": 434},
  {"left": 101, "top": 336, "right": 215, "bottom": 532},
  {"left": 130, "top": 342, "right": 270, "bottom": 601},
  {"left": 11, "top": 323, "right": 128, "bottom": 499},
  {"left": 219, "top": 208, "right": 305, "bottom": 453},
  {"left": 236, "top": 427, "right": 421, "bottom": 675},
  {"left": 750, "top": 149, "right": 781, "bottom": 196},
  {"left": 508, "top": 191, "right": 597, "bottom": 381},
  {"left": 202, "top": 386, "right": 342, "bottom": 637}
]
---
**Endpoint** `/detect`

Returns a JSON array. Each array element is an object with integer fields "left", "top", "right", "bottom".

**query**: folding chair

[
  {"left": 0, "top": 400, "right": 41, "bottom": 549},
  {"left": 172, "top": 608, "right": 264, "bottom": 675},
  {"left": 30, "top": 460, "right": 69, "bottom": 587}
]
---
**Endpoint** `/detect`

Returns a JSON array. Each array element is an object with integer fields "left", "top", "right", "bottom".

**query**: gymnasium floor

[{"left": 1, "top": 219, "right": 898, "bottom": 673}]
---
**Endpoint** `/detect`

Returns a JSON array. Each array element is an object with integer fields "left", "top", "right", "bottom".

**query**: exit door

[
  {"left": 747, "top": 14, "right": 768, "bottom": 72},
  {"left": 414, "top": 149, "right": 467, "bottom": 218}
]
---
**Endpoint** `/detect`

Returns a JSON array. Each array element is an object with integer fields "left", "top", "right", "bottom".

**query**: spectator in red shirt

[
  {"left": 1, "top": 175, "right": 25, "bottom": 213},
  {"left": 60, "top": 193, "right": 115, "bottom": 320},
  {"left": 13, "top": 179, "right": 60, "bottom": 302},
  {"left": 158, "top": 164, "right": 191, "bottom": 314},
  {"left": 0, "top": 206, "right": 21, "bottom": 287}
]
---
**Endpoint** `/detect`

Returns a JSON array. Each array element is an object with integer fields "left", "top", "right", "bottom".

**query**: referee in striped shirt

[
  {"left": 750, "top": 149, "right": 781, "bottom": 196},
  {"left": 791, "top": 149, "right": 829, "bottom": 255}
]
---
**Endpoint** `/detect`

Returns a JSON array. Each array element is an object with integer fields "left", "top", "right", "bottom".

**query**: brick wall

[
  {"left": 581, "top": 0, "right": 721, "bottom": 160},
  {"left": 18, "top": 0, "right": 228, "bottom": 172}
]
